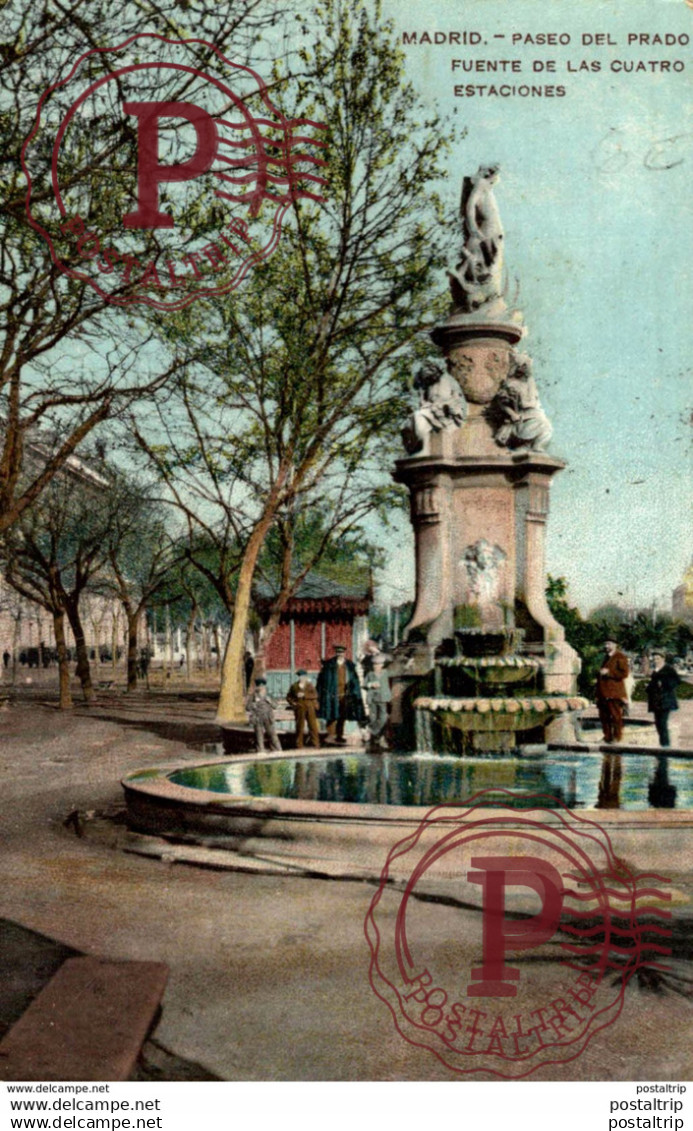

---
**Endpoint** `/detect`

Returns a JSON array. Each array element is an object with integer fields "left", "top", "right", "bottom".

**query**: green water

[{"left": 166, "top": 751, "right": 691, "bottom": 811}]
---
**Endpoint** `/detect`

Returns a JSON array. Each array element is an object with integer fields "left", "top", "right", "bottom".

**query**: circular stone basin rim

[{"left": 121, "top": 751, "right": 693, "bottom": 827}]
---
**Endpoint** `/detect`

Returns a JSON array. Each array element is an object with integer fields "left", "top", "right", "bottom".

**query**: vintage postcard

[{"left": 0, "top": 0, "right": 691, "bottom": 1116}]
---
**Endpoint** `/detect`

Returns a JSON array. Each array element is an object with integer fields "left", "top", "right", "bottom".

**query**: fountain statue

[
  {"left": 388, "top": 165, "right": 586, "bottom": 752},
  {"left": 492, "top": 353, "right": 553, "bottom": 452},
  {"left": 449, "top": 163, "right": 506, "bottom": 317},
  {"left": 401, "top": 361, "right": 467, "bottom": 456}
]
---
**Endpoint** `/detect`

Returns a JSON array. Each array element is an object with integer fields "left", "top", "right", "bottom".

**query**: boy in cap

[
  {"left": 646, "top": 651, "right": 680, "bottom": 748},
  {"left": 595, "top": 636, "right": 630, "bottom": 744},
  {"left": 245, "top": 677, "right": 282, "bottom": 753},
  {"left": 286, "top": 668, "right": 320, "bottom": 748}
]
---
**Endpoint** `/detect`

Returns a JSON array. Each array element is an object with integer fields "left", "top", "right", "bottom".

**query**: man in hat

[
  {"left": 245, "top": 677, "right": 282, "bottom": 753},
  {"left": 286, "top": 668, "right": 320, "bottom": 748},
  {"left": 595, "top": 637, "right": 630, "bottom": 744},
  {"left": 646, "top": 651, "right": 681, "bottom": 748},
  {"left": 359, "top": 638, "right": 381, "bottom": 678},
  {"left": 316, "top": 644, "right": 366, "bottom": 745}
]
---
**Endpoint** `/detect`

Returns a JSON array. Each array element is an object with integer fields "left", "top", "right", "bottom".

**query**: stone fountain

[{"left": 389, "top": 164, "right": 587, "bottom": 751}]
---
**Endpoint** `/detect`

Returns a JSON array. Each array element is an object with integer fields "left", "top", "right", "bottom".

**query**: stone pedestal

[
  {"left": 387, "top": 168, "right": 581, "bottom": 752},
  {"left": 393, "top": 314, "right": 580, "bottom": 704}
]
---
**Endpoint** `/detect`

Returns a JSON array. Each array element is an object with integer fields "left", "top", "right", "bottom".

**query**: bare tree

[
  {"left": 101, "top": 476, "right": 180, "bottom": 690},
  {"left": 0, "top": 453, "right": 116, "bottom": 704}
]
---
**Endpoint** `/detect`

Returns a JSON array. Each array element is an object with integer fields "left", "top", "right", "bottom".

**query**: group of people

[
  {"left": 246, "top": 633, "right": 684, "bottom": 754},
  {"left": 596, "top": 636, "right": 680, "bottom": 747},
  {"left": 244, "top": 641, "right": 391, "bottom": 754}
]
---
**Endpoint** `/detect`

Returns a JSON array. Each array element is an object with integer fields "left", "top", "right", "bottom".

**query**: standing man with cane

[{"left": 595, "top": 636, "right": 629, "bottom": 744}]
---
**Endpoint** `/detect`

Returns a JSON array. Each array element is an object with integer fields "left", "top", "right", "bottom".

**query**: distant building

[
  {"left": 254, "top": 573, "right": 372, "bottom": 697},
  {"left": 672, "top": 560, "right": 693, "bottom": 626},
  {"left": 0, "top": 589, "right": 121, "bottom": 666}
]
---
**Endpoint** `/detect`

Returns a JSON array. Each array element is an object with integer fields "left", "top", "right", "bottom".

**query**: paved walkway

[{"left": 1, "top": 695, "right": 691, "bottom": 1081}]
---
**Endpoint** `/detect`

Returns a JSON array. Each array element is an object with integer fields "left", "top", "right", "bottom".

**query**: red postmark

[
  {"left": 365, "top": 791, "right": 671, "bottom": 1078},
  {"left": 21, "top": 34, "right": 327, "bottom": 309}
]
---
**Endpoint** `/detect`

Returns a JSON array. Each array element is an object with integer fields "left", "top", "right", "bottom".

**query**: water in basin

[{"left": 168, "top": 750, "right": 691, "bottom": 811}]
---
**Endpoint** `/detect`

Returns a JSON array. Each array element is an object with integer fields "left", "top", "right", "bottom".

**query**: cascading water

[
  {"left": 415, "top": 703, "right": 435, "bottom": 754},
  {"left": 412, "top": 628, "right": 587, "bottom": 754}
]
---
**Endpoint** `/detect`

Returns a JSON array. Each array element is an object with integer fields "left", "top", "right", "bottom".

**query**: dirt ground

[{"left": 1, "top": 688, "right": 691, "bottom": 1082}]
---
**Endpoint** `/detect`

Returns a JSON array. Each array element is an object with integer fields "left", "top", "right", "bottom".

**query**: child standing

[{"left": 245, "top": 677, "right": 282, "bottom": 753}]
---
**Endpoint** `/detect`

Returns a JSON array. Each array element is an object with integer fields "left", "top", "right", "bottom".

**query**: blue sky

[{"left": 376, "top": 0, "right": 693, "bottom": 615}]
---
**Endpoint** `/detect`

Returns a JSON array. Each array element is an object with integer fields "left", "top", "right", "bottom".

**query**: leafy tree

[
  {"left": 546, "top": 576, "right": 604, "bottom": 695},
  {"left": 0, "top": 0, "right": 287, "bottom": 536},
  {"left": 368, "top": 602, "right": 413, "bottom": 649},
  {"left": 263, "top": 514, "right": 383, "bottom": 592},
  {"left": 139, "top": 0, "right": 455, "bottom": 722},
  {"left": 620, "top": 610, "right": 679, "bottom": 660},
  {"left": 587, "top": 603, "right": 629, "bottom": 640},
  {"left": 546, "top": 577, "right": 692, "bottom": 693},
  {"left": 673, "top": 620, "right": 693, "bottom": 659},
  {"left": 147, "top": 545, "right": 230, "bottom": 678},
  {"left": 249, "top": 510, "right": 381, "bottom": 675},
  {"left": 546, "top": 576, "right": 589, "bottom": 646}
]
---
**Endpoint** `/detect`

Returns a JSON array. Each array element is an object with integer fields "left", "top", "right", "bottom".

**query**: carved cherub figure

[
  {"left": 463, "top": 539, "right": 507, "bottom": 606},
  {"left": 401, "top": 361, "right": 467, "bottom": 455},
  {"left": 493, "top": 353, "right": 552, "bottom": 451}
]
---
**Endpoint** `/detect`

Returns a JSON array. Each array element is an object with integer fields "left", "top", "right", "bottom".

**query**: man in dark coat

[
  {"left": 316, "top": 644, "right": 366, "bottom": 744},
  {"left": 647, "top": 651, "right": 680, "bottom": 748},
  {"left": 595, "top": 637, "right": 629, "bottom": 744}
]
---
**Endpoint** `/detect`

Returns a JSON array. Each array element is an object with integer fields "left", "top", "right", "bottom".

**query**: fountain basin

[
  {"left": 439, "top": 654, "right": 543, "bottom": 684},
  {"left": 122, "top": 749, "right": 693, "bottom": 852},
  {"left": 416, "top": 694, "right": 587, "bottom": 718},
  {"left": 414, "top": 694, "right": 589, "bottom": 751}
]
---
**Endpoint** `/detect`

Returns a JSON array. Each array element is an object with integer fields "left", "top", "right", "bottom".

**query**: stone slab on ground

[
  {"left": 0, "top": 957, "right": 168, "bottom": 1081},
  {"left": 0, "top": 919, "right": 79, "bottom": 1043}
]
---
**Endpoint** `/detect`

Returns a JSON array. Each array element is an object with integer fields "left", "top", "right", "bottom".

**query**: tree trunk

[
  {"left": 202, "top": 624, "right": 211, "bottom": 673},
  {"left": 65, "top": 598, "right": 94, "bottom": 702},
  {"left": 165, "top": 605, "right": 173, "bottom": 677},
  {"left": 126, "top": 609, "right": 139, "bottom": 691},
  {"left": 111, "top": 609, "right": 119, "bottom": 674},
  {"left": 11, "top": 608, "right": 21, "bottom": 686},
  {"left": 216, "top": 524, "right": 274, "bottom": 724},
  {"left": 53, "top": 609, "right": 73, "bottom": 709},
  {"left": 185, "top": 606, "right": 197, "bottom": 680}
]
